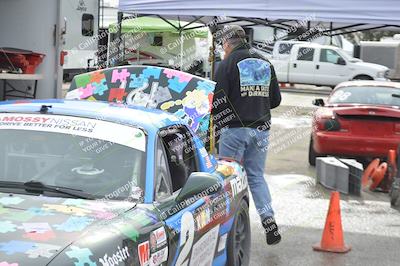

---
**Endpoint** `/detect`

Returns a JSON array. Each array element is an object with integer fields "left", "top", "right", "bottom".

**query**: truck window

[
  {"left": 297, "top": 47, "right": 314, "bottom": 61},
  {"left": 278, "top": 43, "right": 294, "bottom": 54},
  {"left": 82, "top": 14, "right": 94, "bottom": 36},
  {"left": 320, "top": 49, "right": 342, "bottom": 64}
]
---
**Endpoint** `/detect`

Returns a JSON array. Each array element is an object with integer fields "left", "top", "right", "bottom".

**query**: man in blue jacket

[{"left": 212, "top": 25, "right": 282, "bottom": 245}]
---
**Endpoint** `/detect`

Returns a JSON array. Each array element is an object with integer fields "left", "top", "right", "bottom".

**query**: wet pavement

[{"left": 248, "top": 91, "right": 400, "bottom": 266}]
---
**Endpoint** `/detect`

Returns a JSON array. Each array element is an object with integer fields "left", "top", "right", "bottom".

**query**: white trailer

[
  {"left": 62, "top": 0, "right": 99, "bottom": 81},
  {"left": 360, "top": 41, "right": 400, "bottom": 80},
  {"left": 0, "top": 0, "right": 66, "bottom": 98}
]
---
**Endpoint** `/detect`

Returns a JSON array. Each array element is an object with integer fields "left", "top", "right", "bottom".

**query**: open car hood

[{"left": 65, "top": 66, "right": 216, "bottom": 144}]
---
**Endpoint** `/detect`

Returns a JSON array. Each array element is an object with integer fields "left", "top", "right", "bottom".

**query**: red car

[{"left": 309, "top": 81, "right": 400, "bottom": 165}]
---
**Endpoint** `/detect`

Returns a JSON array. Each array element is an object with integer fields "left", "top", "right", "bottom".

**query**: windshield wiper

[
  {"left": 392, "top": 94, "right": 400, "bottom": 98},
  {"left": 0, "top": 181, "right": 94, "bottom": 200}
]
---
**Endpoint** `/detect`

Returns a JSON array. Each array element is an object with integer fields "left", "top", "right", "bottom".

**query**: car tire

[
  {"left": 227, "top": 199, "right": 251, "bottom": 266},
  {"left": 390, "top": 179, "right": 400, "bottom": 207},
  {"left": 308, "top": 138, "right": 321, "bottom": 166}
]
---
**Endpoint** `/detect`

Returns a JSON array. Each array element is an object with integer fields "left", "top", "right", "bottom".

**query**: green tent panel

[{"left": 109, "top": 16, "right": 208, "bottom": 38}]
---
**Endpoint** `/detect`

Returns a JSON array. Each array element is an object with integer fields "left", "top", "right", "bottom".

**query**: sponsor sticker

[
  {"left": 138, "top": 241, "right": 150, "bottom": 266},
  {"left": 230, "top": 173, "right": 247, "bottom": 197},
  {"left": 0, "top": 114, "right": 146, "bottom": 151},
  {"left": 98, "top": 246, "right": 130, "bottom": 266},
  {"left": 189, "top": 225, "right": 220, "bottom": 266},
  {"left": 149, "top": 246, "right": 168, "bottom": 266},
  {"left": 150, "top": 227, "right": 167, "bottom": 252},
  {"left": 195, "top": 208, "right": 211, "bottom": 230}
]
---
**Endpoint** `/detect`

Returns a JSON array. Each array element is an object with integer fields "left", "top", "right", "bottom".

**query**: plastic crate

[
  {"left": 0, "top": 47, "right": 44, "bottom": 74},
  {"left": 340, "top": 159, "right": 363, "bottom": 196}
]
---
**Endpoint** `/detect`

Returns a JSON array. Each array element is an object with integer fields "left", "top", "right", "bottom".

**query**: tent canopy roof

[
  {"left": 109, "top": 16, "right": 208, "bottom": 37},
  {"left": 119, "top": 0, "right": 400, "bottom": 29}
]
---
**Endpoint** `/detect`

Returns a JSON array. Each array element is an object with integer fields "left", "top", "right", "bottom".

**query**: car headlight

[
  {"left": 377, "top": 71, "right": 385, "bottom": 78},
  {"left": 385, "top": 70, "right": 390, "bottom": 78}
]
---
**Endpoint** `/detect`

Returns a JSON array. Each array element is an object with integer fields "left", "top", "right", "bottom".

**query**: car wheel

[
  {"left": 227, "top": 199, "right": 251, "bottom": 266},
  {"left": 390, "top": 179, "right": 400, "bottom": 207},
  {"left": 308, "top": 138, "right": 321, "bottom": 166}
]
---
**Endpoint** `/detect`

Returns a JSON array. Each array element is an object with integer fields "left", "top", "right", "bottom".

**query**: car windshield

[
  {"left": 0, "top": 114, "right": 146, "bottom": 200},
  {"left": 329, "top": 86, "right": 400, "bottom": 106}
]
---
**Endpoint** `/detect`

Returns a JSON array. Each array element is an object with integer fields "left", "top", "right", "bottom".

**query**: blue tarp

[{"left": 119, "top": 0, "right": 400, "bottom": 26}]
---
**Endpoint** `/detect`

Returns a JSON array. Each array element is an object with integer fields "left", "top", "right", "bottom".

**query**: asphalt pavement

[{"left": 248, "top": 90, "right": 400, "bottom": 266}]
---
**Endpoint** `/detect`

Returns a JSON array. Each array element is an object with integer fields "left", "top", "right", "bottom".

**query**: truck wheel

[
  {"left": 227, "top": 199, "right": 250, "bottom": 266},
  {"left": 308, "top": 138, "right": 322, "bottom": 166},
  {"left": 352, "top": 75, "right": 373, "bottom": 80}
]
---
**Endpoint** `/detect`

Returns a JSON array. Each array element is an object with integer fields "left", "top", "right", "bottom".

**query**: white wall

[{"left": 0, "top": 0, "right": 62, "bottom": 98}]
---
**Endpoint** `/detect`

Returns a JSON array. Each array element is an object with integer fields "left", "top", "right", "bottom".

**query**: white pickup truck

[{"left": 270, "top": 43, "right": 389, "bottom": 87}]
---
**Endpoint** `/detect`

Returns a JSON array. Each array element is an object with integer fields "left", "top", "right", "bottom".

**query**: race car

[
  {"left": 309, "top": 80, "right": 400, "bottom": 165},
  {"left": 0, "top": 99, "right": 250, "bottom": 266}
]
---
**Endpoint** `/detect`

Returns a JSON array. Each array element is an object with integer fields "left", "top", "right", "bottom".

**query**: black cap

[{"left": 215, "top": 25, "right": 247, "bottom": 44}]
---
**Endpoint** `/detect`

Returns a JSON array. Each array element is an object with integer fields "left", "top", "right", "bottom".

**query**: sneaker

[{"left": 262, "top": 217, "right": 281, "bottom": 245}]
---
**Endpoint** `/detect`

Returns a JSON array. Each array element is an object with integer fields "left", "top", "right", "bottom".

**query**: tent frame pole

[
  {"left": 330, "top": 25, "right": 395, "bottom": 36},
  {"left": 117, "top": 11, "right": 123, "bottom": 65},
  {"left": 106, "top": 30, "right": 111, "bottom": 67}
]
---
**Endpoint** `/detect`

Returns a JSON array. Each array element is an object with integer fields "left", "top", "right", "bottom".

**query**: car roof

[
  {"left": 335, "top": 80, "right": 400, "bottom": 89},
  {"left": 0, "top": 99, "right": 182, "bottom": 134}
]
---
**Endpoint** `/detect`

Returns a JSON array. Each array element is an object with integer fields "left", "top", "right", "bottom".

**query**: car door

[
  {"left": 315, "top": 48, "right": 348, "bottom": 86},
  {"left": 153, "top": 125, "right": 230, "bottom": 266},
  {"left": 288, "top": 46, "right": 316, "bottom": 84}
]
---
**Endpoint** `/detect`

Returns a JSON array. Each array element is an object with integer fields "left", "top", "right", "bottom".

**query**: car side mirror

[
  {"left": 175, "top": 172, "right": 222, "bottom": 204},
  {"left": 312, "top": 98, "right": 325, "bottom": 106},
  {"left": 336, "top": 57, "right": 346, "bottom": 65}
]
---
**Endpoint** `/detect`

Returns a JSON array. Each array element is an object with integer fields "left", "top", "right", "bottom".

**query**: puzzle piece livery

[
  {"left": 108, "top": 88, "right": 127, "bottom": 102},
  {"left": 111, "top": 69, "right": 130, "bottom": 83},
  {"left": 25, "top": 243, "right": 60, "bottom": 258},
  {"left": 168, "top": 76, "right": 189, "bottom": 93},
  {"left": 0, "top": 262, "right": 19, "bottom": 266},
  {"left": 0, "top": 196, "right": 24, "bottom": 205},
  {"left": 92, "top": 79, "right": 109, "bottom": 96},
  {"left": 142, "top": 67, "right": 162, "bottom": 79},
  {"left": 43, "top": 204, "right": 91, "bottom": 216},
  {"left": 129, "top": 74, "right": 148, "bottom": 88},
  {"left": 78, "top": 84, "right": 95, "bottom": 99},
  {"left": 54, "top": 216, "right": 94, "bottom": 232},
  {"left": 90, "top": 71, "right": 106, "bottom": 84},
  {"left": 163, "top": 68, "right": 192, "bottom": 83},
  {"left": 65, "top": 246, "right": 96, "bottom": 266},
  {"left": 0, "top": 221, "right": 17, "bottom": 233},
  {"left": 0, "top": 241, "right": 35, "bottom": 255}
]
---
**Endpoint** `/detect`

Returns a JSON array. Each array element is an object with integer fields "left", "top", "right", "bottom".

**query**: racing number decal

[{"left": 175, "top": 212, "right": 195, "bottom": 266}]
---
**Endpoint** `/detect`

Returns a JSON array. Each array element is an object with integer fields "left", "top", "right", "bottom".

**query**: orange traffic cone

[
  {"left": 387, "top": 149, "right": 397, "bottom": 180},
  {"left": 313, "top": 191, "right": 351, "bottom": 253},
  {"left": 361, "top": 158, "right": 379, "bottom": 188},
  {"left": 388, "top": 149, "right": 396, "bottom": 167},
  {"left": 369, "top": 162, "right": 387, "bottom": 191}
]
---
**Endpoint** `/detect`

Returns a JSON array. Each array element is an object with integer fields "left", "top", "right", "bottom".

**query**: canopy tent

[
  {"left": 119, "top": 0, "right": 400, "bottom": 27},
  {"left": 108, "top": 16, "right": 208, "bottom": 37},
  {"left": 117, "top": 0, "right": 400, "bottom": 152},
  {"left": 106, "top": 16, "right": 209, "bottom": 69},
  {"left": 116, "top": 0, "right": 400, "bottom": 65}
]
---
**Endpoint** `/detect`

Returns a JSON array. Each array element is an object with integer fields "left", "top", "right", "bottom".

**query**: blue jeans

[{"left": 219, "top": 127, "right": 274, "bottom": 220}]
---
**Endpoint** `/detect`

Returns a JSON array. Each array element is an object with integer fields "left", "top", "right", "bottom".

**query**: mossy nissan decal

[{"left": 0, "top": 114, "right": 146, "bottom": 151}]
